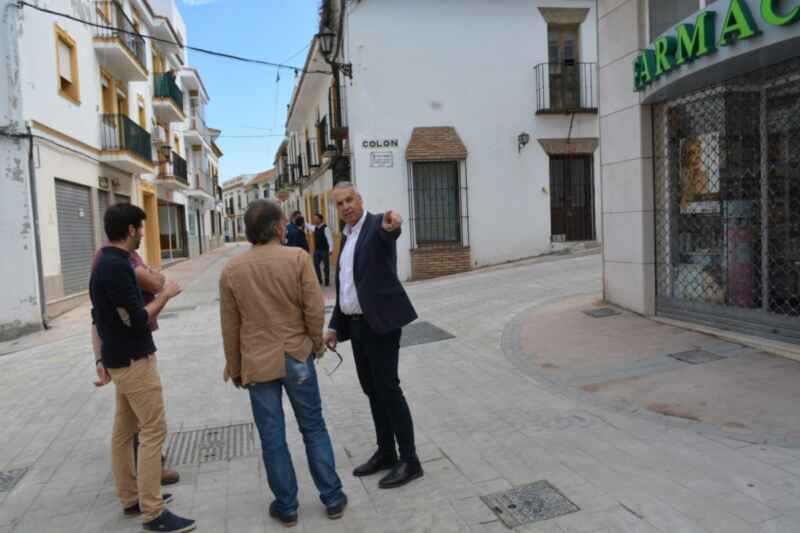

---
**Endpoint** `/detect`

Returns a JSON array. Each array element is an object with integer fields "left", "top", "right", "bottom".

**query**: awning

[{"left": 405, "top": 127, "right": 468, "bottom": 161}]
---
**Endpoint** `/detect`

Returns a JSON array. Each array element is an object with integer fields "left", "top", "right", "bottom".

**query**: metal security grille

[
  {"left": 55, "top": 180, "right": 95, "bottom": 296},
  {"left": 409, "top": 161, "right": 470, "bottom": 248},
  {"left": 654, "top": 58, "right": 800, "bottom": 342},
  {"left": 164, "top": 423, "right": 257, "bottom": 467}
]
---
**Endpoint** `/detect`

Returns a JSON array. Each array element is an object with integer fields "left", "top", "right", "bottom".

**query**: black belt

[{"left": 346, "top": 313, "right": 364, "bottom": 320}]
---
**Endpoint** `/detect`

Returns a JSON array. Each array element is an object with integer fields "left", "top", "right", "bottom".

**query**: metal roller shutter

[{"left": 55, "top": 179, "right": 95, "bottom": 296}]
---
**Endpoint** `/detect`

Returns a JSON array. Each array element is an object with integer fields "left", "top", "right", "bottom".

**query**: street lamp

[{"left": 316, "top": 30, "right": 352, "bottom": 79}]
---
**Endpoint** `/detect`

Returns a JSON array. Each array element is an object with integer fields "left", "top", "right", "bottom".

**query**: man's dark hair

[
  {"left": 105, "top": 203, "right": 146, "bottom": 242},
  {"left": 314, "top": 213, "right": 323, "bottom": 221},
  {"left": 295, "top": 216, "right": 305, "bottom": 227},
  {"left": 291, "top": 210, "right": 302, "bottom": 219},
  {"left": 245, "top": 200, "right": 284, "bottom": 245}
]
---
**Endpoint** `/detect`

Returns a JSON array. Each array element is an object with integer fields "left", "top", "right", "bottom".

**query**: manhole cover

[
  {"left": 481, "top": 480, "right": 579, "bottom": 528},
  {"left": 667, "top": 349, "right": 725, "bottom": 365},
  {"left": 164, "top": 423, "right": 257, "bottom": 467},
  {"left": 400, "top": 321, "right": 455, "bottom": 348},
  {"left": 582, "top": 307, "right": 621, "bottom": 318},
  {"left": 0, "top": 467, "right": 28, "bottom": 492}
]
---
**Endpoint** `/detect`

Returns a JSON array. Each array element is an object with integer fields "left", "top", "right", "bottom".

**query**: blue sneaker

[{"left": 142, "top": 509, "right": 196, "bottom": 532}]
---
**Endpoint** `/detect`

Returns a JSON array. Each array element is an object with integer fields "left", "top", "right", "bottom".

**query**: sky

[{"left": 177, "top": 0, "right": 320, "bottom": 184}]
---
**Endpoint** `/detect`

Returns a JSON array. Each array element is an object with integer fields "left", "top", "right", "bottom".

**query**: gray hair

[
  {"left": 333, "top": 181, "right": 359, "bottom": 193},
  {"left": 244, "top": 200, "right": 284, "bottom": 245}
]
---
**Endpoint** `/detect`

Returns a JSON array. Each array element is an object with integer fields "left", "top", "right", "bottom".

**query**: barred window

[{"left": 411, "top": 161, "right": 463, "bottom": 247}]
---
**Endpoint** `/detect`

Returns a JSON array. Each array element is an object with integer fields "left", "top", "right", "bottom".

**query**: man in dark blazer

[{"left": 324, "top": 182, "right": 422, "bottom": 489}]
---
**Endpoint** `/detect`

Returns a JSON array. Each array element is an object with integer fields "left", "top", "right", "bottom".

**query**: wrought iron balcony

[
  {"left": 534, "top": 62, "right": 597, "bottom": 115},
  {"left": 157, "top": 150, "right": 189, "bottom": 189},
  {"left": 94, "top": 1, "right": 147, "bottom": 81},
  {"left": 153, "top": 72, "right": 185, "bottom": 122},
  {"left": 99, "top": 114, "right": 154, "bottom": 173}
]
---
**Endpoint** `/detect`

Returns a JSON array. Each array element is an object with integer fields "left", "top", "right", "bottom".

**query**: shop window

[{"left": 55, "top": 25, "right": 80, "bottom": 103}]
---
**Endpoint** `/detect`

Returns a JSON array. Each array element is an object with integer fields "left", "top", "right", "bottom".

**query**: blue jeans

[{"left": 248, "top": 354, "right": 345, "bottom": 515}]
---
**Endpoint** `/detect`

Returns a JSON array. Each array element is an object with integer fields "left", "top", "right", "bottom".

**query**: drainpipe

[{"left": 26, "top": 124, "right": 48, "bottom": 330}]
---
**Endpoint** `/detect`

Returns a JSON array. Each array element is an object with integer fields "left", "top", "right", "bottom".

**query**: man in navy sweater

[
  {"left": 90, "top": 204, "right": 195, "bottom": 533},
  {"left": 324, "top": 182, "right": 422, "bottom": 489}
]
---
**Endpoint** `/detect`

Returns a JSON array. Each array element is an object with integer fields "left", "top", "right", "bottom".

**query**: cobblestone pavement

[{"left": 2, "top": 245, "right": 800, "bottom": 532}]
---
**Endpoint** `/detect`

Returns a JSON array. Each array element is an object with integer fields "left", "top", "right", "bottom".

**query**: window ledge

[{"left": 58, "top": 90, "right": 81, "bottom": 105}]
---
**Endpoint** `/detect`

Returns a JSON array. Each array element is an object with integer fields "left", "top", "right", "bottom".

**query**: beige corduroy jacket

[{"left": 219, "top": 242, "right": 325, "bottom": 385}]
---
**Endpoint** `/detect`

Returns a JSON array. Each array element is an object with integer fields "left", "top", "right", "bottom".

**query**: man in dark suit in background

[{"left": 324, "top": 182, "right": 423, "bottom": 489}]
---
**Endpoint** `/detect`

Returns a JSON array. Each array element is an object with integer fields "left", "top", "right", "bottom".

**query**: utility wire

[{"left": 15, "top": 1, "right": 332, "bottom": 75}]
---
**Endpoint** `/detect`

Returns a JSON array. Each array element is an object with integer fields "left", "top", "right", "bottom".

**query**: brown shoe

[{"left": 161, "top": 468, "right": 180, "bottom": 486}]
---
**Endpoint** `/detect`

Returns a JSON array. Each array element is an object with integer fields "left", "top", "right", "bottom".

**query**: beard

[{"left": 132, "top": 234, "right": 143, "bottom": 250}]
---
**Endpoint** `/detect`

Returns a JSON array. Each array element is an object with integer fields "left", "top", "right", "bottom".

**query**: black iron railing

[
  {"left": 154, "top": 72, "right": 184, "bottom": 113},
  {"left": 158, "top": 151, "right": 188, "bottom": 185},
  {"left": 534, "top": 62, "right": 597, "bottom": 114},
  {"left": 100, "top": 114, "right": 152, "bottom": 162},
  {"left": 95, "top": 1, "right": 147, "bottom": 70}
]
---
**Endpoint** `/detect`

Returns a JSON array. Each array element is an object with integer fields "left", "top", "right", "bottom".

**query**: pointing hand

[{"left": 382, "top": 210, "right": 402, "bottom": 232}]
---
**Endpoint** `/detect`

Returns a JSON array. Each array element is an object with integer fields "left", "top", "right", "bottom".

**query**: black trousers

[
  {"left": 314, "top": 250, "right": 330, "bottom": 285},
  {"left": 350, "top": 318, "right": 417, "bottom": 462}
]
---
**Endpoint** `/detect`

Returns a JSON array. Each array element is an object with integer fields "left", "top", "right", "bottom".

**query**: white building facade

[
  {"left": 599, "top": 0, "right": 800, "bottom": 344},
  {"left": 222, "top": 175, "right": 249, "bottom": 242},
  {"left": 0, "top": 0, "right": 222, "bottom": 332},
  {"left": 296, "top": 0, "right": 600, "bottom": 281}
]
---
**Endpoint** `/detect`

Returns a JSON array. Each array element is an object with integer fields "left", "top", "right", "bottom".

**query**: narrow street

[{"left": 2, "top": 246, "right": 800, "bottom": 532}]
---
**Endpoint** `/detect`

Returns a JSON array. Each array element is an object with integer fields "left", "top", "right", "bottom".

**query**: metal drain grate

[
  {"left": 0, "top": 467, "right": 28, "bottom": 492},
  {"left": 667, "top": 349, "right": 726, "bottom": 365},
  {"left": 481, "top": 480, "right": 579, "bottom": 528},
  {"left": 400, "top": 321, "right": 455, "bottom": 348},
  {"left": 164, "top": 423, "right": 258, "bottom": 467},
  {"left": 582, "top": 307, "right": 621, "bottom": 318}
]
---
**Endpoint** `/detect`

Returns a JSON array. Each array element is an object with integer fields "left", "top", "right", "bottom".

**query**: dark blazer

[
  {"left": 329, "top": 212, "right": 417, "bottom": 341},
  {"left": 286, "top": 223, "right": 309, "bottom": 251}
]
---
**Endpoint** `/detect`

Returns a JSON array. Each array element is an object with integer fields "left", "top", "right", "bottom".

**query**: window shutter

[{"left": 59, "top": 40, "right": 73, "bottom": 82}]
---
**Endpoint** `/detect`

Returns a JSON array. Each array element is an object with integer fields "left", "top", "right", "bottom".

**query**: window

[
  {"left": 116, "top": 88, "right": 128, "bottom": 117},
  {"left": 411, "top": 161, "right": 463, "bottom": 247},
  {"left": 100, "top": 73, "right": 114, "bottom": 113},
  {"left": 649, "top": 0, "right": 701, "bottom": 41},
  {"left": 547, "top": 25, "right": 580, "bottom": 110},
  {"left": 55, "top": 25, "right": 80, "bottom": 103}
]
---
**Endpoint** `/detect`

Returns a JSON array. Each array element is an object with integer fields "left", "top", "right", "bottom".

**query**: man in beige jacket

[{"left": 219, "top": 200, "right": 347, "bottom": 528}]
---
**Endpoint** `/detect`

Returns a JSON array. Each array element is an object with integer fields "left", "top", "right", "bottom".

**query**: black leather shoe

[
  {"left": 326, "top": 494, "right": 348, "bottom": 520},
  {"left": 378, "top": 460, "right": 424, "bottom": 489},
  {"left": 352, "top": 450, "right": 398, "bottom": 477},
  {"left": 269, "top": 501, "right": 298, "bottom": 528}
]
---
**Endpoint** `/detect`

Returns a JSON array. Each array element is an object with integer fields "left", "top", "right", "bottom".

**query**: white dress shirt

[{"left": 338, "top": 210, "right": 367, "bottom": 315}]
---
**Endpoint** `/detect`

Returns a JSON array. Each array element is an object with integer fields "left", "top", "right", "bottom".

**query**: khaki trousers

[{"left": 108, "top": 355, "right": 167, "bottom": 522}]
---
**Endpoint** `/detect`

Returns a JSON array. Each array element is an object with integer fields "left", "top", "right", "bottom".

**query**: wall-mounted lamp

[{"left": 518, "top": 132, "right": 530, "bottom": 153}]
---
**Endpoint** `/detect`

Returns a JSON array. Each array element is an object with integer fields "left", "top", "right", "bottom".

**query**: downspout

[
  {"left": 27, "top": 125, "right": 48, "bottom": 329},
  {"left": 595, "top": 0, "right": 606, "bottom": 302}
]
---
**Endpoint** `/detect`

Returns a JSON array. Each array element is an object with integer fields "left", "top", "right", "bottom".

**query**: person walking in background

[
  {"left": 308, "top": 213, "right": 334, "bottom": 286},
  {"left": 286, "top": 214, "right": 310, "bottom": 251},
  {"left": 219, "top": 200, "right": 347, "bottom": 528},
  {"left": 324, "top": 182, "right": 423, "bottom": 489},
  {"left": 90, "top": 204, "right": 195, "bottom": 533}
]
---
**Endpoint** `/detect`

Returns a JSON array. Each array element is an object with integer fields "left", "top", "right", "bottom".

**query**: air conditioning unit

[
  {"left": 152, "top": 126, "right": 167, "bottom": 145},
  {"left": 98, "top": 176, "right": 110, "bottom": 190}
]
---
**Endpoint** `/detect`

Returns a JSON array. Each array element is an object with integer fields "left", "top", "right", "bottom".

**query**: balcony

[
  {"left": 184, "top": 103, "right": 211, "bottom": 147},
  {"left": 99, "top": 114, "right": 155, "bottom": 173},
  {"left": 156, "top": 150, "right": 189, "bottom": 190},
  {"left": 153, "top": 73, "right": 185, "bottom": 123},
  {"left": 534, "top": 62, "right": 597, "bottom": 115},
  {"left": 93, "top": 1, "right": 147, "bottom": 81}
]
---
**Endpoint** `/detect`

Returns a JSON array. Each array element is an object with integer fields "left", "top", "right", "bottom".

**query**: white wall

[
  {"left": 345, "top": 0, "right": 599, "bottom": 281},
  {"left": 0, "top": 0, "right": 42, "bottom": 339}
]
